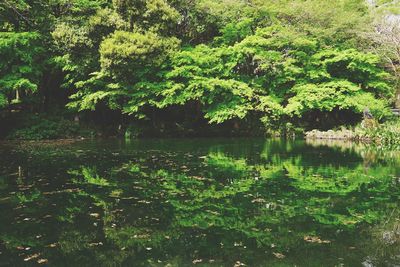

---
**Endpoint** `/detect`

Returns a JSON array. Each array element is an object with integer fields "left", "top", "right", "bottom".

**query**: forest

[{"left": 0, "top": 0, "right": 400, "bottom": 139}]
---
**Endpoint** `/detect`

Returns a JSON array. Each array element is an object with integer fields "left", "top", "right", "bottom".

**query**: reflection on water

[{"left": 0, "top": 138, "right": 399, "bottom": 266}]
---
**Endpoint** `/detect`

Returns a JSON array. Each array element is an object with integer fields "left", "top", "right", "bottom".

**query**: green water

[{"left": 0, "top": 138, "right": 399, "bottom": 266}]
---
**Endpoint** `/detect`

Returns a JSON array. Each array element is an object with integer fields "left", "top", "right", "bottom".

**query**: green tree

[{"left": 0, "top": 32, "right": 44, "bottom": 107}]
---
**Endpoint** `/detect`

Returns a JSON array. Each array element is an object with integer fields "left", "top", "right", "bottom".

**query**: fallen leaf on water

[
  {"left": 37, "top": 259, "right": 48, "bottom": 264},
  {"left": 251, "top": 198, "right": 266, "bottom": 203},
  {"left": 133, "top": 234, "right": 150, "bottom": 239},
  {"left": 138, "top": 200, "right": 151, "bottom": 204},
  {"left": 304, "top": 236, "right": 331, "bottom": 244},
  {"left": 89, "top": 242, "right": 103, "bottom": 247},
  {"left": 132, "top": 186, "right": 144, "bottom": 190},
  {"left": 273, "top": 252, "right": 285, "bottom": 259},
  {"left": 191, "top": 176, "right": 207, "bottom": 181},
  {"left": 24, "top": 253, "right": 40, "bottom": 261},
  {"left": 89, "top": 213, "right": 100, "bottom": 218}
]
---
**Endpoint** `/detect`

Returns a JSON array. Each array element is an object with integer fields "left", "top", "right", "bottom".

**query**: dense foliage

[
  {"left": 355, "top": 119, "right": 400, "bottom": 148},
  {"left": 0, "top": 0, "right": 399, "bottom": 137}
]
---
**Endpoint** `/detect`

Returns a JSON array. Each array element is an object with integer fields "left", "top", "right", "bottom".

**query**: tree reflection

[{"left": 0, "top": 139, "right": 399, "bottom": 266}]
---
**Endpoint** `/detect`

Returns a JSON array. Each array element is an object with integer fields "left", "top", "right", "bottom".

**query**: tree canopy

[{"left": 0, "top": 0, "right": 398, "bottom": 135}]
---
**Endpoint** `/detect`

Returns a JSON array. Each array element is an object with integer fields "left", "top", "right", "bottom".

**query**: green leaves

[
  {"left": 112, "top": 0, "right": 179, "bottom": 33},
  {"left": 99, "top": 31, "right": 179, "bottom": 79},
  {"left": 0, "top": 32, "right": 43, "bottom": 107},
  {"left": 152, "top": 25, "right": 392, "bottom": 126},
  {"left": 1, "top": 0, "right": 391, "bottom": 132},
  {"left": 67, "top": 31, "right": 179, "bottom": 115},
  {"left": 63, "top": 18, "right": 393, "bottom": 129},
  {"left": 285, "top": 81, "right": 389, "bottom": 117},
  {"left": 0, "top": 93, "right": 7, "bottom": 108},
  {"left": 314, "top": 49, "right": 393, "bottom": 96},
  {"left": 52, "top": 22, "right": 93, "bottom": 53},
  {"left": 157, "top": 44, "right": 257, "bottom": 123}
]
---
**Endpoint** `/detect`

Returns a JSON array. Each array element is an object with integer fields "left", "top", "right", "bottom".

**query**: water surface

[{"left": 0, "top": 138, "right": 399, "bottom": 266}]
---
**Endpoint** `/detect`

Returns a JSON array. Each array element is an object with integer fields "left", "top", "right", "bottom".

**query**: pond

[{"left": 0, "top": 138, "right": 399, "bottom": 266}]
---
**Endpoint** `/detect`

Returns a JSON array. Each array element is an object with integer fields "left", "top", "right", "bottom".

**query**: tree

[
  {"left": 158, "top": 26, "right": 392, "bottom": 128},
  {"left": 0, "top": 0, "right": 396, "bottom": 135},
  {"left": 0, "top": 32, "right": 44, "bottom": 107},
  {"left": 67, "top": 31, "right": 180, "bottom": 117}
]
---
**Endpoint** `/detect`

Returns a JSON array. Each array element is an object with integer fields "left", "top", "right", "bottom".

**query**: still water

[{"left": 0, "top": 138, "right": 399, "bottom": 266}]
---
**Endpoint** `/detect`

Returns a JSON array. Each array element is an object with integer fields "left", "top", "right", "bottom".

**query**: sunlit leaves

[
  {"left": 112, "top": 0, "right": 179, "bottom": 33},
  {"left": 99, "top": 30, "right": 179, "bottom": 79},
  {"left": 0, "top": 32, "right": 43, "bottom": 106},
  {"left": 153, "top": 25, "right": 392, "bottom": 126},
  {"left": 285, "top": 81, "right": 390, "bottom": 119},
  {"left": 52, "top": 23, "right": 93, "bottom": 53}
]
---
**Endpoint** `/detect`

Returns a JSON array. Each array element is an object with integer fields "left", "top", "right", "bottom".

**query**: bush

[
  {"left": 7, "top": 114, "right": 91, "bottom": 140},
  {"left": 355, "top": 119, "right": 400, "bottom": 148}
]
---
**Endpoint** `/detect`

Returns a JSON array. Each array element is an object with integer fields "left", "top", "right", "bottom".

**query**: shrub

[
  {"left": 355, "top": 119, "right": 400, "bottom": 148},
  {"left": 7, "top": 114, "right": 90, "bottom": 140}
]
